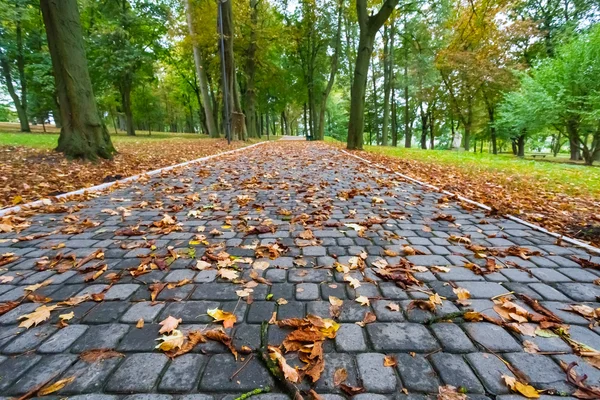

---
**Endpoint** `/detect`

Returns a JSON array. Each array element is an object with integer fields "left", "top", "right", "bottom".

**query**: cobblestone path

[{"left": 1, "top": 141, "right": 599, "bottom": 400}]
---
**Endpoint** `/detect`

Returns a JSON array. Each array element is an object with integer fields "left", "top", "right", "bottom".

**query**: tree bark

[
  {"left": 40, "top": 0, "right": 115, "bottom": 160},
  {"left": 185, "top": 0, "right": 218, "bottom": 138},
  {"left": 347, "top": 0, "right": 399, "bottom": 150},
  {"left": 381, "top": 16, "right": 394, "bottom": 147},
  {"left": 0, "top": 50, "right": 30, "bottom": 132},
  {"left": 119, "top": 74, "right": 135, "bottom": 136},
  {"left": 317, "top": 0, "right": 342, "bottom": 140},
  {"left": 244, "top": 0, "right": 259, "bottom": 138},
  {"left": 219, "top": 0, "right": 246, "bottom": 140},
  {"left": 517, "top": 133, "right": 526, "bottom": 157}
]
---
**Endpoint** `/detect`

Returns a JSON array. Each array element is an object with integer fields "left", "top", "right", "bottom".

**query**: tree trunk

[
  {"left": 317, "top": 0, "right": 342, "bottom": 141},
  {"left": 429, "top": 111, "right": 434, "bottom": 150},
  {"left": 391, "top": 86, "right": 398, "bottom": 146},
  {"left": 0, "top": 53, "right": 30, "bottom": 132},
  {"left": 381, "top": 18, "right": 394, "bottom": 147},
  {"left": 41, "top": 0, "right": 115, "bottom": 160},
  {"left": 219, "top": 0, "right": 246, "bottom": 140},
  {"left": 243, "top": 0, "right": 258, "bottom": 138},
  {"left": 517, "top": 133, "right": 526, "bottom": 157},
  {"left": 420, "top": 110, "right": 427, "bottom": 149},
  {"left": 566, "top": 120, "right": 581, "bottom": 161},
  {"left": 347, "top": 0, "right": 398, "bottom": 150},
  {"left": 185, "top": 0, "right": 218, "bottom": 138},
  {"left": 119, "top": 74, "right": 135, "bottom": 136},
  {"left": 303, "top": 102, "right": 308, "bottom": 138}
]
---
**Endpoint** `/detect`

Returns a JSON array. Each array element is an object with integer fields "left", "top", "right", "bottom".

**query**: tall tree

[
  {"left": 347, "top": 0, "right": 399, "bottom": 150},
  {"left": 219, "top": 0, "right": 246, "bottom": 140},
  {"left": 40, "top": 0, "right": 115, "bottom": 160},
  {"left": 185, "top": 0, "right": 218, "bottom": 137},
  {"left": 0, "top": 0, "right": 31, "bottom": 132}
]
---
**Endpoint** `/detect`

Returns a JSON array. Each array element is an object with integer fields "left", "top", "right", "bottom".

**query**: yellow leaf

[
  {"left": 514, "top": 382, "right": 540, "bottom": 398},
  {"left": 207, "top": 308, "right": 237, "bottom": 329},
  {"left": 344, "top": 274, "right": 361, "bottom": 289},
  {"left": 453, "top": 287, "right": 471, "bottom": 300},
  {"left": 329, "top": 296, "right": 343, "bottom": 307},
  {"left": 136, "top": 318, "right": 144, "bottom": 328},
  {"left": 18, "top": 304, "right": 57, "bottom": 328},
  {"left": 253, "top": 261, "right": 270, "bottom": 270},
  {"left": 218, "top": 268, "right": 239, "bottom": 281},
  {"left": 355, "top": 295, "right": 370, "bottom": 306},
  {"left": 12, "top": 195, "right": 23, "bottom": 205},
  {"left": 37, "top": 376, "right": 75, "bottom": 396},
  {"left": 59, "top": 311, "right": 74, "bottom": 321},
  {"left": 155, "top": 329, "right": 185, "bottom": 351}
]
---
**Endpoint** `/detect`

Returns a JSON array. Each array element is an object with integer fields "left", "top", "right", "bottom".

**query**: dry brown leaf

[
  {"left": 80, "top": 348, "right": 125, "bottom": 363},
  {"left": 333, "top": 367, "right": 348, "bottom": 386},
  {"left": 384, "top": 355, "right": 398, "bottom": 367}
]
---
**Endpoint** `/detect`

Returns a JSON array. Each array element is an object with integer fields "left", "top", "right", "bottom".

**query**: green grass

[
  {"left": 0, "top": 131, "right": 216, "bottom": 150},
  {"left": 365, "top": 145, "right": 600, "bottom": 197}
]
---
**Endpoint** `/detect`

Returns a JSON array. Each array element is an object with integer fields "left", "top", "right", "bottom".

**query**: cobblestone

[{"left": 0, "top": 141, "right": 598, "bottom": 397}]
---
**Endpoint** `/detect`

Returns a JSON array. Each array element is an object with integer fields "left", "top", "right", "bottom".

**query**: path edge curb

[
  {"left": 0, "top": 140, "right": 269, "bottom": 218},
  {"left": 341, "top": 149, "right": 600, "bottom": 255}
]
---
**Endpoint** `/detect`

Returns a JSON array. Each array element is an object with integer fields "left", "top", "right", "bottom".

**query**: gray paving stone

[
  {"left": 199, "top": 354, "right": 274, "bottom": 391},
  {"left": 366, "top": 323, "right": 439, "bottom": 352},
  {"left": 2, "top": 324, "right": 57, "bottom": 354},
  {"left": 356, "top": 353, "right": 398, "bottom": 392},
  {"left": 335, "top": 323, "right": 368, "bottom": 352},
  {"left": 38, "top": 324, "right": 88, "bottom": 353},
  {"left": 71, "top": 323, "right": 129, "bottom": 352},
  {"left": 314, "top": 353, "right": 359, "bottom": 393},
  {"left": 121, "top": 301, "right": 165, "bottom": 323},
  {"left": 463, "top": 323, "right": 522, "bottom": 352},
  {"left": 0, "top": 354, "right": 41, "bottom": 392},
  {"left": 430, "top": 323, "right": 476, "bottom": 353},
  {"left": 6, "top": 354, "right": 77, "bottom": 395},
  {"left": 158, "top": 354, "right": 207, "bottom": 393},
  {"left": 296, "top": 283, "right": 320, "bottom": 300},
  {"left": 60, "top": 358, "right": 122, "bottom": 394},
  {"left": 466, "top": 352, "right": 513, "bottom": 395},
  {"left": 394, "top": 353, "right": 439, "bottom": 393},
  {"left": 106, "top": 353, "right": 169, "bottom": 393},
  {"left": 430, "top": 353, "right": 485, "bottom": 394},
  {"left": 504, "top": 353, "right": 573, "bottom": 393}
]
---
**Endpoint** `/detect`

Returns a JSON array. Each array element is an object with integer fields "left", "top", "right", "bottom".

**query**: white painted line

[
  {"left": 0, "top": 141, "right": 269, "bottom": 217},
  {"left": 341, "top": 149, "right": 600, "bottom": 254}
]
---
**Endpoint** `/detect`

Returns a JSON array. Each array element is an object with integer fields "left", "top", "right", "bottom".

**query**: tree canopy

[{"left": 0, "top": 0, "right": 599, "bottom": 162}]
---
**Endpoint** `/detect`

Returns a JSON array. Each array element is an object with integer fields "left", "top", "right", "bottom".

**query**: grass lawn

[
  {"left": 324, "top": 136, "right": 600, "bottom": 245},
  {"left": 0, "top": 131, "right": 213, "bottom": 150},
  {"left": 366, "top": 145, "right": 600, "bottom": 199}
]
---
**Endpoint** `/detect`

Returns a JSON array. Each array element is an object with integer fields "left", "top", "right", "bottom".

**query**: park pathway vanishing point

[{"left": 1, "top": 140, "right": 600, "bottom": 400}]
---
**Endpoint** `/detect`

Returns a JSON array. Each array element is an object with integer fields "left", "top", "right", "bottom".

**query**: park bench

[{"left": 531, "top": 153, "right": 548, "bottom": 158}]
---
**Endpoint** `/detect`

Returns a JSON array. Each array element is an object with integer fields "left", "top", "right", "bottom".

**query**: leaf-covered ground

[
  {"left": 1, "top": 140, "right": 600, "bottom": 398},
  {"left": 0, "top": 136, "right": 257, "bottom": 209},
  {"left": 352, "top": 145, "right": 600, "bottom": 247}
]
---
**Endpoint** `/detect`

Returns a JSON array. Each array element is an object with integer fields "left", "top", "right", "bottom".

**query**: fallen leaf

[
  {"left": 355, "top": 295, "right": 370, "bottom": 306},
  {"left": 155, "top": 329, "right": 185, "bottom": 351},
  {"left": 386, "top": 302, "right": 400, "bottom": 312},
  {"left": 80, "top": 348, "right": 125, "bottom": 363},
  {"left": 207, "top": 308, "right": 237, "bottom": 329},
  {"left": 333, "top": 367, "right": 348, "bottom": 386},
  {"left": 158, "top": 316, "right": 182, "bottom": 334},
  {"left": 37, "top": 376, "right": 75, "bottom": 396},
  {"left": 384, "top": 355, "right": 398, "bottom": 367},
  {"left": 136, "top": 318, "right": 145, "bottom": 328},
  {"left": 329, "top": 296, "right": 344, "bottom": 307},
  {"left": 18, "top": 304, "right": 57, "bottom": 328}
]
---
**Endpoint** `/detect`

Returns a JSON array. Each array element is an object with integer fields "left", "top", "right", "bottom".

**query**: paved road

[{"left": 0, "top": 141, "right": 599, "bottom": 400}]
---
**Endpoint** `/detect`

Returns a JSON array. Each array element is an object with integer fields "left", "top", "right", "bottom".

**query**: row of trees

[{"left": 0, "top": 0, "right": 599, "bottom": 163}]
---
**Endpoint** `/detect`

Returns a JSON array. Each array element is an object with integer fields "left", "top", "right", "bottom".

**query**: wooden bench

[{"left": 531, "top": 153, "right": 548, "bottom": 158}]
